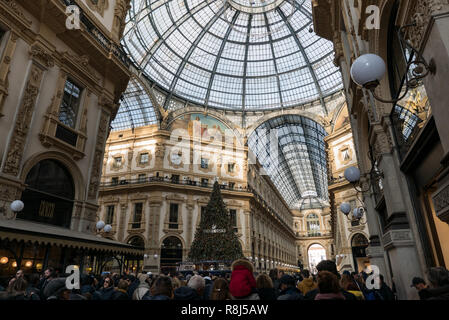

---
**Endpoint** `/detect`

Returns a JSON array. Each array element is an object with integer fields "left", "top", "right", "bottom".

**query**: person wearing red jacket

[{"left": 229, "top": 259, "right": 260, "bottom": 300}]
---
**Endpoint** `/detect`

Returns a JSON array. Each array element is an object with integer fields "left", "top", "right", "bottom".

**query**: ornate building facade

[
  {"left": 313, "top": 0, "right": 449, "bottom": 299},
  {"left": 0, "top": 0, "right": 142, "bottom": 278}
]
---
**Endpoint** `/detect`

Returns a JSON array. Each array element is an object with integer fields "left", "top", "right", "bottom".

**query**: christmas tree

[{"left": 188, "top": 181, "right": 243, "bottom": 262}]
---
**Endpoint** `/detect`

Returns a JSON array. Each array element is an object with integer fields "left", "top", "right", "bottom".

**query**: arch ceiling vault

[{"left": 121, "top": 0, "right": 342, "bottom": 113}]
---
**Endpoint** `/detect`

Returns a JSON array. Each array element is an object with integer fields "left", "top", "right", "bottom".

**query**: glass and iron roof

[
  {"left": 111, "top": 77, "right": 158, "bottom": 131},
  {"left": 122, "top": 0, "right": 342, "bottom": 111},
  {"left": 248, "top": 115, "right": 328, "bottom": 209}
]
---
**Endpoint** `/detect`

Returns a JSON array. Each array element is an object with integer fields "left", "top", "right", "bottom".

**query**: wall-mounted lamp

[
  {"left": 340, "top": 202, "right": 367, "bottom": 226},
  {"left": 350, "top": 23, "right": 435, "bottom": 104},
  {"left": 96, "top": 220, "right": 112, "bottom": 234},
  {"left": 8, "top": 200, "right": 24, "bottom": 220}
]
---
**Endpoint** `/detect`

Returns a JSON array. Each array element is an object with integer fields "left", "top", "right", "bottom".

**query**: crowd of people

[{"left": 0, "top": 259, "right": 448, "bottom": 300}]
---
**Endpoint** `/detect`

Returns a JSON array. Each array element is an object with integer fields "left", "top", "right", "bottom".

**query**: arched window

[
  {"left": 307, "top": 214, "right": 321, "bottom": 237},
  {"left": 19, "top": 159, "right": 75, "bottom": 228},
  {"left": 127, "top": 236, "right": 145, "bottom": 248},
  {"left": 160, "top": 236, "right": 183, "bottom": 275}
]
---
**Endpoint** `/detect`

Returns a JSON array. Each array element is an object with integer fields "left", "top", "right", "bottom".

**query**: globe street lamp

[
  {"left": 350, "top": 23, "right": 435, "bottom": 104},
  {"left": 8, "top": 200, "right": 24, "bottom": 220}
]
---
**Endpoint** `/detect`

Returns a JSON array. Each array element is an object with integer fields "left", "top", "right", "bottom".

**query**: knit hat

[{"left": 229, "top": 259, "right": 256, "bottom": 298}]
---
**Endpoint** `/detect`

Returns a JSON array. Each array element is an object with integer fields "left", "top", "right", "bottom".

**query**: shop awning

[{"left": 0, "top": 219, "right": 144, "bottom": 256}]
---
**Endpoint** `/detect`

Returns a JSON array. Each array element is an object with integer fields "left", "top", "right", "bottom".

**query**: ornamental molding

[
  {"left": 86, "top": 0, "right": 109, "bottom": 16},
  {"left": 3, "top": 63, "right": 44, "bottom": 176},
  {"left": 29, "top": 44, "right": 54, "bottom": 69},
  {"left": 406, "top": 0, "right": 449, "bottom": 49},
  {"left": 432, "top": 179, "right": 449, "bottom": 224}
]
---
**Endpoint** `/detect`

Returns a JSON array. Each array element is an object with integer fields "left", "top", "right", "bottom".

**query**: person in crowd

[
  {"left": 25, "top": 273, "right": 41, "bottom": 300},
  {"left": 411, "top": 276, "right": 431, "bottom": 300},
  {"left": 376, "top": 274, "right": 395, "bottom": 301},
  {"left": 297, "top": 269, "right": 317, "bottom": 295},
  {"left": 133, "top": 273, "right": 151, "bottom": 300},
  {"left": 340, "top": 273, "right": 364, "bottom": 300},
  {"left": 38, "top": 267, "right": 56, "bottom": 293},
  {"left": 210, "top": 278, "right": 232, "bottom": 300},
  {"left": 315, "top": 271, "right": 346, "bottom": 300},
  {"left": 304, "top": 260, "right": 356, "bottom": 300},
  {"left": 142, "top": 276, "right": 173, "bottom": 300},
  {"left": 112, "top": 279, "right": 130, "bottom": 300},
  {"left": 256, "top": 274, "right": 277, "bottom": 301},
  {"left": 97, "top": 276, "right": 115, "bottom": 300},
  {"left": 229, "top": 259, "right": 259, "bottom": 300},
  {"left": 15, "top": 270, "right": 24, "bottom": 279},
  {"left": 173, "top": 275, "right": 204, "bottom": 301},
  {"left": 277, "top": 275, "right": 303, "bottom": 300},
  {"left": 203, "top": 275, "right": 213, "bottom": 300},
  {"left": 80, "top": 274, "right": 96, "bottom": 296},
  {"left": 422, "top": 267, "right": 449, "bottom": 300},
  {"left": 125, "top": 274, "right": 139, "bottom": 298},
  {"left": 268, "top": 269, "right": 280, "bottom": 297},
  {"left": 4, "top": 277, "right": 30, "bottom": 300}
]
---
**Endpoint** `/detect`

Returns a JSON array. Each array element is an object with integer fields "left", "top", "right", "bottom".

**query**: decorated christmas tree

[{"left": 188, "top": 181, "right": 243, "bottom": 262}]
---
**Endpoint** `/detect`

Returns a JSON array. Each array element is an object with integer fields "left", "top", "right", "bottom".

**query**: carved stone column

[
  {"left": 2, "top": 44, "right": 53, "bottom": 177},
  {"left": 185, "top": 199, "right": 195, "bottom": 249},
  {"left": 118, "top": 202, "right": 128, "bottom": 242}
]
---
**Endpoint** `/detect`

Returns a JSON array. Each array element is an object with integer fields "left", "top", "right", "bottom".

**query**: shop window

[
  {"left": 201, "top": 178, "right": 209, "bottom": 187},
  {"left": 105, "top": 205, "right": 114, "bottom": 225},
  {"left": 138, "top": 174, "right": 146, "bottom": 182},
  {"left": 169, "top": 203, "right": 179, "bottom": 229},
  {"left": 18, "top": 160, "right": 75, "bottom": 228},
  {"left": 229, "top": 182, "right": 235, "bottom": 189},
  {"left": 59, "top": 78, "right": 83, "bottom": 129},
  {"left": 132, "top": 203, "right": 143, "bottom": 229},
  {"left": 228, "top": 163, "right": 235, "bottom": 173},
  {"left": 111, "top": 177, "right": 118, "bottom": 185}
]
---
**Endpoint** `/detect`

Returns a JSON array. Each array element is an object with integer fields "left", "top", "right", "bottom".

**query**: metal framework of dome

[
  {"left": 122, "top": 0, "right": 342, "bottom": 112},
  {"left": 248, "top": 114, "right": 328, "bottom": 209}
]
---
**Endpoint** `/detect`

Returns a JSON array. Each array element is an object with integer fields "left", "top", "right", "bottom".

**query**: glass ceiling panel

[
  {"left": 248, "top": 115, "right": 328, "bottom": 209},
  {"left": 123, "top": 0, "right": 343, "bottom": 111},
  {"left": 111, "top": 77, "right": 158, "bottom": 131}
]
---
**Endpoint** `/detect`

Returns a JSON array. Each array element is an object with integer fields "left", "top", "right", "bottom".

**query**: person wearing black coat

[
  {"left": 97, "top": 277, "right": 115, "bottom": 300},
  {"left": 256, "top": 274, "right": 277, "bottom": 301},
  {"left": 303, "top": 260, "right": 356, "bottom": 301},
  {"left": 277, "top": 275, "right": 304, "bottom": 301}
]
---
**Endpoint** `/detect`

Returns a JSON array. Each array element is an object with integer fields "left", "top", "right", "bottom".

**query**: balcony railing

[
  {"left": 100, "top": 176, "right": 248, "bottom": 192},
  {"left": 61, "top": 0, "right": 131, "bottom": 68}
]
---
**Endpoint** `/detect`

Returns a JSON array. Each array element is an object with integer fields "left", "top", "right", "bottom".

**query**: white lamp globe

[
  {"left": 104, "top": 224, "right": 112, "bottom": 233},
  {"left": 10, "top": 200, "right": 24, "bottom": 212},
  {"left": 340, "top": 202, "right": 351, "bottom": 215},
  {"left": 153, "top": 254, "right": 158, "bottom": 259},
  {"left": 353, "top": 207, "right": 364, "bottom": 220},
  {"left": 351, "top": 54, "right": 386, "bottom": 87},
  {"left": 144, "top": 254, "right": 149, "bottom": 259},
  {"left": 96, "top": 221, "right": 105, "bottom": 230},
  {"left": 344, "top": 166, "right": 361, "bottom": 183}
]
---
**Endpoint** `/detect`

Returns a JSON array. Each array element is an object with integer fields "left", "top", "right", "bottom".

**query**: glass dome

[{"left": 122, "top": 0, "right": 342, "bottom": 111}]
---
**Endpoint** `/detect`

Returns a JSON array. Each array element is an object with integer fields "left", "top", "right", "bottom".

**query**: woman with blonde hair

[{"left": 210, "top": 278, "right": 232, "bottom": 300}]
